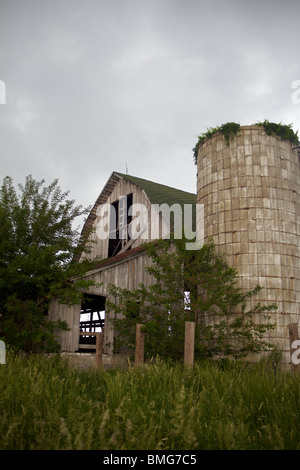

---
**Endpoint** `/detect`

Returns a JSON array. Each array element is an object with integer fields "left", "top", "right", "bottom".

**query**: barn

[{"left": 48, "top": 171, "right": 196, "bottom": 365}]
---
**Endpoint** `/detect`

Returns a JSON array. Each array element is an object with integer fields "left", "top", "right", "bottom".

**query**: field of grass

[{"left": 0, "top": 352, "right": 300, "bottom": 450}]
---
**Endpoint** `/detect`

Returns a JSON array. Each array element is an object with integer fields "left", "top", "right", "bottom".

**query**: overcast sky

[{"left": 1, "top": 0, "right": 299, "bottom": 229}]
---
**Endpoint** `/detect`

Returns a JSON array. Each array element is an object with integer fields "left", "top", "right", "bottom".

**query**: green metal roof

[
  {"left": 78, "top": 171, "right": 196, "bottom": 256},
  {"left": 115, "top": 172, "right": 196, "bottom": 207}
]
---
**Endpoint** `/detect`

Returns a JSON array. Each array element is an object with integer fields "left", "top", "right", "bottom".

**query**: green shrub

[
  {"left": 192, "top": 120, "right": 299, "bottom": 164},
  {"left": 192, "top": 122, "right": 241, "bottom": 164},
  {"left": 256, "top": 119, "right": 299, "bottom": 146}
]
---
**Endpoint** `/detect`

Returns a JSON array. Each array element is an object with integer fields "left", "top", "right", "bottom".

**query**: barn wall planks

[
  {"left": 82, "top": 179, "right": 152, "bottom": 262},
  {"left": 48, "top": 249, "right": 154, "bottom": 353}
]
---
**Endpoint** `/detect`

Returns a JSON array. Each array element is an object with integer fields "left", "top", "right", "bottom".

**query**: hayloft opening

[
  {"left": 79, "top": 294, "right": 105, "bottom": 348},
  {"left": 108, "top": 193, "right": 133, "bottom": 257}
]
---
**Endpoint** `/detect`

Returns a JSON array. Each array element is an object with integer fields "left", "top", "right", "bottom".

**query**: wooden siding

[
  {"left": 48, "top": 249, "right": 155, "bottom": 353},
  {"left": 49, "top": 173, "right": 183, "bottom": 353},
  {"left": 81, "top": 177, "right": 170, "bottom": 262},
  {"left": 48, "top": 300, "right": 81, "bottom": 352},
  {"left": 81, "top": 178, "right": 151, "bottom": 262}
]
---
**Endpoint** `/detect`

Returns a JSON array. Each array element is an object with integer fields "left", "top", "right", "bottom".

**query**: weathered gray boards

[
  {"left": 0, "top": 340, "right": 6, "bottom": 364},
  {"left": 196, "top": 125, "right": 300, "bottom": 365},
  {"left": 48, "top": 172, "right": 196, "bottom": 356}
]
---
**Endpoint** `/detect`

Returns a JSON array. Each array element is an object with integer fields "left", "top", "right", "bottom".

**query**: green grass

[{"left": 1, "top": 352, "right": 300, "bottom": 450}]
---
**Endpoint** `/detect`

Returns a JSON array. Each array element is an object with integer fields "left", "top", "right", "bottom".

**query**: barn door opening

[{"left": 79, "top": 294, "right": 105, "bottom": 349}]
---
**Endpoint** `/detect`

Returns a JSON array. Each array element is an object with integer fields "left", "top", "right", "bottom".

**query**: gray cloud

[{"left": 1, "top": 0, "right": 299, "bottom": 228}]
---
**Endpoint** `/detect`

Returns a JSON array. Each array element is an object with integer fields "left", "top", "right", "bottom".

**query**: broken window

[
  {"left": 184, "top": 291, "right": 191, "bottom": 311},
  {"left": 108, "top": 193, "right": 133, "bottom": 257},
  {"left": 79, "top": 294, "right": 105, "bottom": 349}
]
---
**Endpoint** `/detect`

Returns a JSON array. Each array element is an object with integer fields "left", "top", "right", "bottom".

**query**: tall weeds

[{"left": 0, "top": 353, "right": 299, "bottom": 450}]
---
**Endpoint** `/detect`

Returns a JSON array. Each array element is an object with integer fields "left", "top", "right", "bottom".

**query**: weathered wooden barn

[{"left": 48, "top": 171, "right": 196, "bottom": 362}]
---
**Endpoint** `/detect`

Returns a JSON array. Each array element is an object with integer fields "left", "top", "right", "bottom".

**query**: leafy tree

[
  {"left": 107, "top": 238, "right": 277, "bottom": 361},
  {"left": 0, "top": 175, "right": 98, "bottom": 352}
]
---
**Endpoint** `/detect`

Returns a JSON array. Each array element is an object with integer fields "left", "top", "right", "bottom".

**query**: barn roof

[
  {"left": 115, "top": 172, "right": 196, "bottom": 207},
  {"left": 92, "top": 244, "right": 147, "bottom": 270},
  {"left": 79, "top": 171, "right": 196, "bottom": 243}
]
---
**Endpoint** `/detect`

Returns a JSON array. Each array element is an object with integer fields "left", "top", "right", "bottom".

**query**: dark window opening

[
  {"left": 108, "top": 193, "right": 133, "bottom": 257},
  {"left": 79, "top": 294, "right": 105, "bottom": 348}
]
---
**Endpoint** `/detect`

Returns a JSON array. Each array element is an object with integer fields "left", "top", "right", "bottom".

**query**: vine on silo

[
  {"left": 255, "top": 119, "right": 299, "bottom": 146},
  {"left": 193, "top": 120, "right": 299, "bottom": 164},
  {"left": 192, "top": 122, "right": 241, "bottom": 164}
]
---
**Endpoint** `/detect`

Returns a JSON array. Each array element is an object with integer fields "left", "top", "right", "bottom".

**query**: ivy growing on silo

[
  {"left": 192, "top": 122, "right": 241, "bottom": 164},
  {"left": 255, "top": 119, "right": 299, "bottom": 146},
  {"left": 193, "top": 120, "right": 299, "bottom": 164}
]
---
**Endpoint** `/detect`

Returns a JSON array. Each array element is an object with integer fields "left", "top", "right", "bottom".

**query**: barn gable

[
  {"left": 48, "top": 171, "right": 196, "bottom": 358},
  {"left": 79, "top": 171, "right": 196, "bottom": 262}
]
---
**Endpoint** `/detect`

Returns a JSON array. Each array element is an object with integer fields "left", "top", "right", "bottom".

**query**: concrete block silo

[{"left": 196, "top": 124, "right": 300, "bottom": 366}]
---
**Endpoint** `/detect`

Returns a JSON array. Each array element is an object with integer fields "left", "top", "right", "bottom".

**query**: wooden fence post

[
  {"left": 288, "top": 323, "right": 300, "bottom": 373},
  {"left": 95, "top": 332, "right": 103, "bottom": 370},
  {"left": 134, "top": 324, "right": 145, "bottom": 366},
  {"left": 0, "top": 340, "right": 5, "bottom": 365},
  {"left": 184, "top": 321, "right": 195, "bottom": 368}
]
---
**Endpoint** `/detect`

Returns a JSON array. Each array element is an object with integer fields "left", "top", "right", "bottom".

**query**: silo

[{"left": 196, "top": 124, "right": 300, "bottom": 365}]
